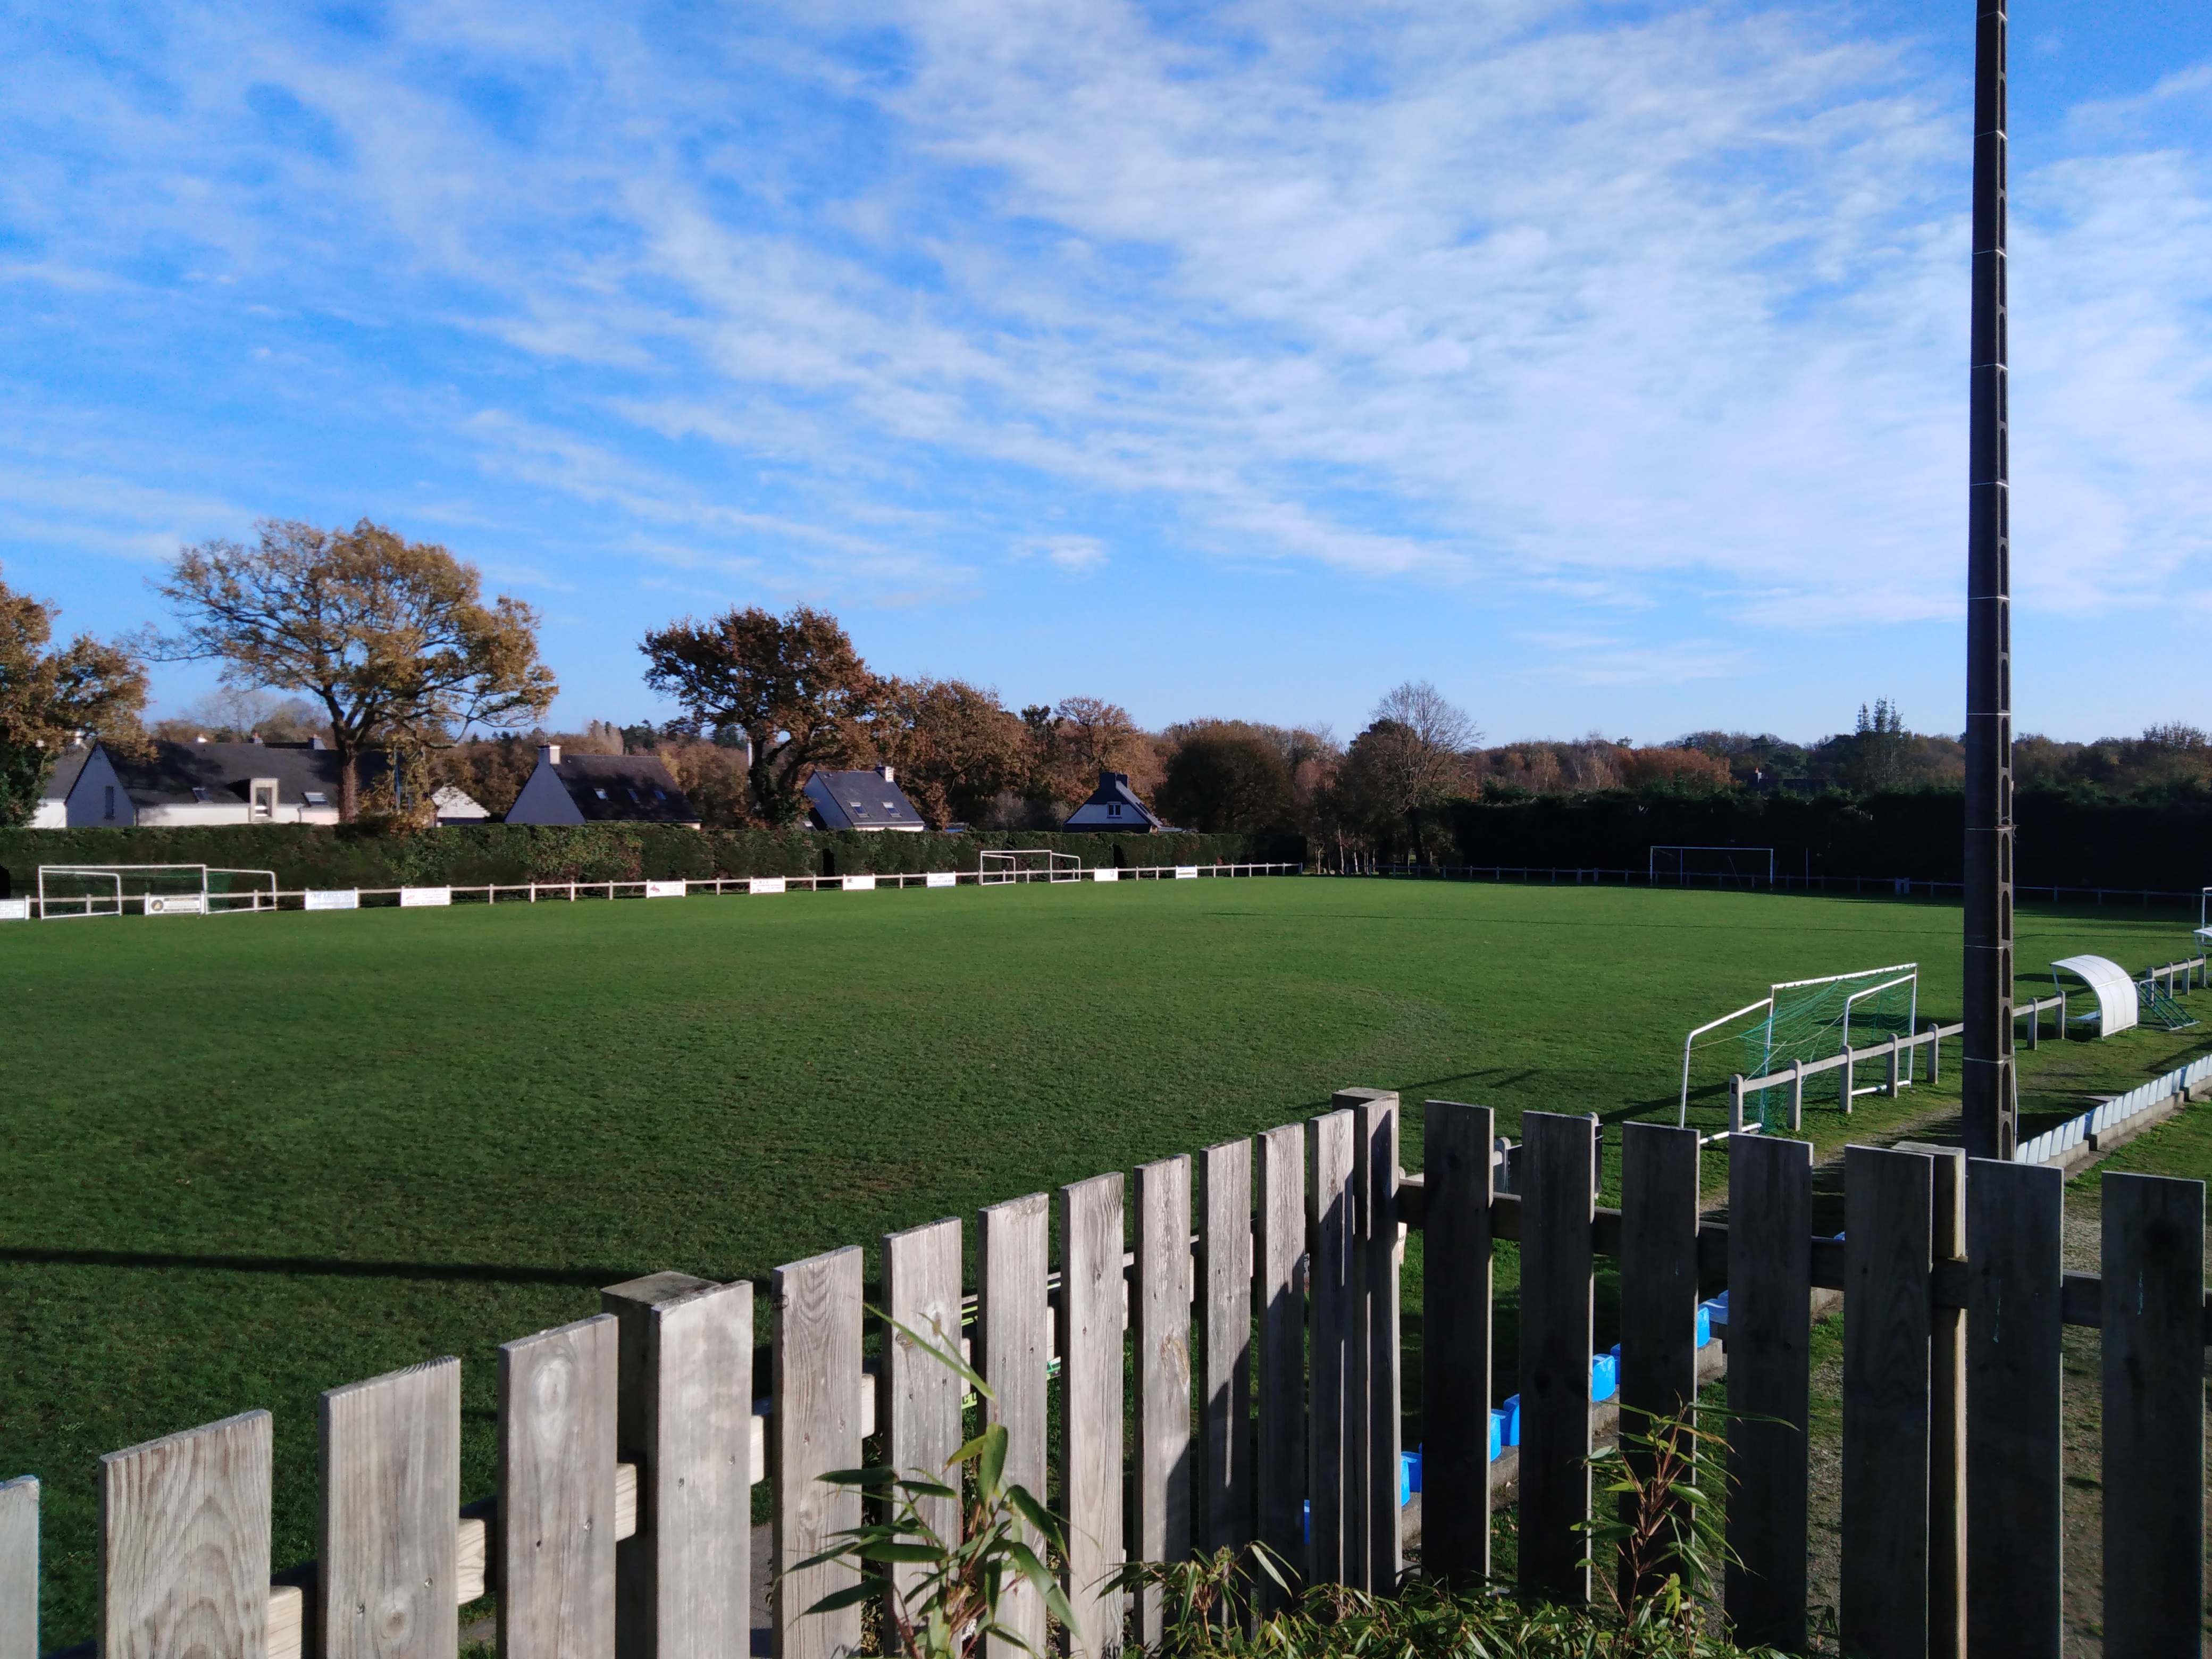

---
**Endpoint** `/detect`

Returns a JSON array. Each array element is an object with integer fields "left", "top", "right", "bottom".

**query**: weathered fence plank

[
  {"left": 1256, "top": 1123, "right": 1308, "bottom": 1601},
  {"left": 1519, "top": 1111, "right": 1596, "bottom": 1604},
  {"left": 1198, "top": 1138, "right": 1253, "bottom": 1557},
  {"left": 882, "top": 1216, "right": 965, "bottom": 1630},
  {"left": 499, "top": 1314, "right": 618, "bottom": 1659},
  {"left": 2101, "top": 1171, "right": 2205, "bottom": 1659},
  {"left": 1965, "top": 1158, "right": 2062, "bottom": 1659},
  {"left": 1911, "top": 1145, "right": 1967, "bottom": 1659},
  {"left": 1725, "top": 1133, "right": 1812, "bottom": 1653},
  {"left": 774, "top": 1247, "right": 863, "bottom": 1659},
  {"left": 1059, "top": 1174, "right": 1125, "bottom": 1659},
  {"left": 1352, "top": 1093, "right": 1402, "bottom": 1591},
  {"left": 321, "top": 1359, "right": 460, "bottom": 1659},
  {"left": 1618, "top": 1121, "right": 1699, "bottom": 1603},
  {"left": 1420, "top": 1102, "right": 1493, "bottom": 1587},
  {"left": 603, "top": 1272, "right": 752, "bottom": 1659},
  {"left": 1840, "top": 1146, "right": 1933, "bottom": 1659},
  {"left": 1135, "top": 1156, "right": 1195, "bottom": 1644},
  {"left": 100, "top": 1411, "right": 271, "bottom": 1659},
  {"left": 1306, "top": 1109, "right": 1358, "bottom": 1588},
  {"left": 981, "top": 1192, "right": 1052, "bottom": 1659},
  {"left": 0, "top": 1476, "right": 33, "bottom": 1659}
]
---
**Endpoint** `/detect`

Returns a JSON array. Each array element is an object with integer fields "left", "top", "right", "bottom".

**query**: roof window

[
  {"left": 191, "top": 787, "right": 212, "bottom": 802},
  {"left": 654, "top": 788, "right": 666, "bottom": 801},
  {"left": 304, "top": 791, "right": 328, "bottom": 807},
  {"left": 594, "top": 787, "right": 609, "bottom": 800}
]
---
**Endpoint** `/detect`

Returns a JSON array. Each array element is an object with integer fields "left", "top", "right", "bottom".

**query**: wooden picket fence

[{"left": 4, "top": 1093, "right": 2205, "bottom": 1659}]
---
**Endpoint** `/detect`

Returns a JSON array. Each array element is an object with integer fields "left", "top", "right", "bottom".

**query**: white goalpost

[
  {"left": 1649, "top": 845, "right": 1776, "bottom": 886},
  {"left": 979, "top": 849, "right": 1083, "bottom": 885},
  {"left": 37, "top": 864, "right": 279, "bottom": 918},
  {"left": 1679, "top": 961, "right": 1921, "bottom": 1125}
]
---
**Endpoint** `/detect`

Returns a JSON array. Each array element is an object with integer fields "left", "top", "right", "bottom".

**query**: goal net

[
  {"left": 37, "top": 864, "right": 279, "bottom": 918},
  {"left": 1649, "top": 845, "right": 1775, "bottom": 887},
  {"left": 979, "top": 849, "right": 1083, "bottom": 885},
  {"left": 1680, "top": 962, "right": 1918, "bottom": 1130}
]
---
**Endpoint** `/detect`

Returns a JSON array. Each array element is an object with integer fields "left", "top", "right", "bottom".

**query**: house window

[
  {"left": 627, "top": 787, "right": 641, "bottom": 803},
  {"left": 1108, "top": 803, "right": 1121, "bottom": 817},
  {"left": 192, "top": 787, "right": 212, "bottom": 802},
  {"left": 103, "top": 785, "right": 115, "bottom": 820},
  {"left": 304, "top": 792, "right": 328, "bottom": 807},
  {"left": 594, "top": 788, "right": 609, "bottom": 800},
  {"left": 252, "top": 785, "right": 275, "bottom": 818},
  {"left": 654, "top": 788, "right": 667, "bottom": 801}
]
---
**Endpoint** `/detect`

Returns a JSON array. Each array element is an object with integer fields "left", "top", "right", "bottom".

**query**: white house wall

[
  {"left": 64, "top": 749, "right": 135, "bottom": 827},
  {"left": 503, "top": 763, "right": 586, "bottom": 825}
]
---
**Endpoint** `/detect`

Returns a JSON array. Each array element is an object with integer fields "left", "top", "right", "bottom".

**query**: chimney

[
  {"left": 541, "top": 743, "right": 562, "bottom": 766},
  {"left": 879, "top": 764, "right": 895, "bottom": 783}
]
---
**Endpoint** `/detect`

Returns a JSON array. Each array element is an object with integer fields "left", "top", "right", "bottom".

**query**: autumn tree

[
  {"left": 152, "top": 520, "right": 557, "bottom": 818},
  {"left": 1331, "top": 681, "right": 1478, "bottom": 862},
  {"left": 639, "top": 605, "right": 881, "bottom": 825},
  {"left": 874, "top": 677, "right": 1028, "bottom": 827},
  {"left": 0, "top": 567, "right": 148, "bottom": 826},
  {"left": 1155, "top": 720, "right": 1294, "bottom": 833}
]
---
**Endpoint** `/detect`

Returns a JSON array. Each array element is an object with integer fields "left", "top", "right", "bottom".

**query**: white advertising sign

[
  {"left": 145, "top": 893, "right": 205, "bottom": 916},
  {"left": 0, "top": 899, "right": 29, "bottom": 921},
  {"left": 644, "top": 881, "right": 687, "bottom": 898},
  {"left": 1092, "top": 867, "right": 1120, "bottom": 882},
  {"left": 749, "top": 877, "right": 787, "bottom": 895},
  {"left": 304, "top": 889, "right": 359, "bottom": 911},
  {"left": 1174, "top": 866, "right": 1200, "bottom": 879},
  {"left": 399, "top": 886, "right": 452, "bottom": 908},
  {"left": 925, "top": 871, "right": 958, "bottom": 889},
  {"left": 841, "top": 874, "right": 877, "bottom": 892}
]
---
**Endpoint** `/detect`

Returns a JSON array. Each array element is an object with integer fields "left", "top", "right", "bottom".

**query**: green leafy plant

[
  {"left": 795, "top": 1316, "right": 1080, "bottom": 1659},
  {"left": 1576, "top": 1403, "right": 1737, "bottom": 1653}
]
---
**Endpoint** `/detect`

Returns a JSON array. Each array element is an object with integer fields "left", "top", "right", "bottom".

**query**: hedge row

[
  {"left": 0, "top": 824, "right": 1302, "bottom": 897},
  {"left": 1431, "top": 789, "right": 2212, "bottom": 892}
]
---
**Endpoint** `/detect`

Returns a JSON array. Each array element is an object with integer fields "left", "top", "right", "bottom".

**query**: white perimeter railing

[{"left": 0, "top": 862, "right": 1304, "bottom": 919}]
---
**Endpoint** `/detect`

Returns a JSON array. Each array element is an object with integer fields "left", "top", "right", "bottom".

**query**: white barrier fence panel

[
  {"left": 1175, "top": 867, "right": 1199, "bottom": 879},
  {"left": 303, "top": 890, "right": 359, "bottom": 912},
  {"left": 0, "top": 899, "right": 28, "bottom": 921},
  {"left": 1093, "top": 868, "right": 1120, "bottom": 883},
  {"left": 749, "top": 877, "right": 787, "bottom": 895},
  {"left": 643, "top": 881, "right": 686, "bottom": 899},
  {"left": 399, "top": 887, "right": 453, "bottom": 908},
  {"left": 925, "top": 872, "right": 958, "bottom": 889},
  {"left": 840, "top": 875, "right": 877, "bottom": 893},
  {"left": 144, "top": 894, "right": 205, "bottom": 916}
]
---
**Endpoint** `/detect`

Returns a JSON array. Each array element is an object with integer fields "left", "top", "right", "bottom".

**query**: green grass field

[{"left": 4, "top": 876, "right": 2207, "bottom": 1643}]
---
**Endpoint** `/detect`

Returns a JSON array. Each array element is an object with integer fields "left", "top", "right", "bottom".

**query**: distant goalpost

[
  {"left": 1649, "top": 846, "right": 1775, "bottom": 887},
  {"left": 1679, "top": 961, "right": 1920, "bottom": 1127},
  {"left": 37, "top": 864, "right": 279, "bottom": 918},
  {"left": 979, "top": 849, "right": 1082, "bottom": 886}
]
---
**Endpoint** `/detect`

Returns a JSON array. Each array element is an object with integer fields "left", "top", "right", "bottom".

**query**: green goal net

[{"left": 1743, "top": 964, "right": 1918, "bottom": 1128}]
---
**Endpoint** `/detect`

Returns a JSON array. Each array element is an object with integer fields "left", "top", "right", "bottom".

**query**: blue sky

[{"left": 3, "top": 1, "right": 2209, "bottom": 745}]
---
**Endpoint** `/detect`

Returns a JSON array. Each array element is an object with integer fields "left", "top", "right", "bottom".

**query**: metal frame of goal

[
  {"left": 1648, "top": 845, "right": 1776, "bottom": 887},
  {"left": 979, "top": 849, "right": 1082, "bottom": 885},
  {"left": 1678, "top": 961, "right": 1920, "bottom": 1125},
  {"left": 37, "top": 864, "right": 280, "bottom": 918}
]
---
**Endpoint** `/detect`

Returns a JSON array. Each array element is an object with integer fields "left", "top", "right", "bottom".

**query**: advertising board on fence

[
  {"left": 1175, "top": 866, "right": 1199, "bottom": 879},
  {"left": 399, "top": 887, "right": 452, "bottom": 908},
  {"left": 1093, "top": 867, "right": 1119, "bottom": 882},
  {"left": 925, "top": 871, "right": 958, "bottom": 889},
  {"left": 749, "top": 877, "right": 786, "bottom": 895},
  {"left": 0, "top": 899, "right": 28, "bottom": 921},
  {"left": 841, "top": 875, "right": 877, "bottom": 893},
  {"left": 643, "top": 881, "right": 686, "bottom": 899},
  {"left": 144, "top": 894, "right": 205, "bottom": 916},
  {"left": 304, "top": 890, "right": 359, "bottom": 911}
]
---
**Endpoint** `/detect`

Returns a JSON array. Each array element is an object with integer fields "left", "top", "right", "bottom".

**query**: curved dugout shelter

[{"left": 2051, "top": 954, "right": 2138, "bottom": 1038}]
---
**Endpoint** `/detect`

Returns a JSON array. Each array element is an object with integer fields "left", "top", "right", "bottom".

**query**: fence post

[
  {"left": 1789, "top": 1060, "right": 1805, "bottom": 1131},
  {"left": 1839, "top": 1146, "right": 1933, "bottom": 1657},
  {"left": 498, "top": 1314, "right": 619, "bottom": 1659},
  {"left": 882, "top": 1217, "right": 965, "bottom": 1635},
  {"left": 1728, "top": 1073, "right": 1745, "bottom": 1134},
  {"left": 1965, "top": 1159, "right": 2062, "bottom": 1659},
  {"left": 321, "top": 1361, "right": 460, "bottom": 1659},
  {"left": 773, "top": 1249, "right": 862, "bottom": 1659},
  {"left": 1421, "top": 1102, "right": 1494, "bottom": 1587},
  {"left": 1198, "top": 1139, "right": 1253, "bottom": 1560},
  {"left": 604, "top": 1272, "right": 753, "bottom": 1659},
  {"left": 1519, "top": 1111, "right": 1597, "bottom": 1604},
  {"left": 0, "top": 1477, "right": 31, "bottom": 1659},
  {"left": 1930, "top": 1023, "right": 1942, "bottom": 1084},
  {"left": 1134, "top": 1156, "right": 1194, "bottom": 1642},
  {"left": 1842, "top": 1046, "right": 1855, "bottom": 1113},
  {"left": 1306, "top": 1110, "right": 1358, "bottom": 1587},
  {"left": 979, "top": 1194, "right": 1052, "bottom": 1659},
  {"left": 1885, "top": 1036, "right": 1900, "bottom": 1098},
  {"left": 1725, "top": 1133, "right": 1812, "bottom": 1653},
  {"left": 2101, "top": 1171, "right": 2206, "bottom": 1657},
  {"left": 1617, "top": 1122, "right": 1700, "bottom": 1606},
  {"left": 1059, "top": 1176, "right": 1125, "bottom": 1659},
  {"left": 100, "top": 1412, "right": 272, "bottom": 1659},
  {"left": 1255, "top": 1124, "right": 1308, "bottom": 1603},
  {"left": 1352, "top": 1093, "right": 1402, "bottom": 1591}
]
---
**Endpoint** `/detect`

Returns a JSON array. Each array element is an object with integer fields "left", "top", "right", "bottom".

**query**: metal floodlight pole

[{"left": 1963, "top": 0, "right": 2016, "bottom": 1160}]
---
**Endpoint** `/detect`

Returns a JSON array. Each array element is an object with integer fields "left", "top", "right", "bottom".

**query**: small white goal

[
  {"left": 37, "top": 863, "right": 279, "bottom": 919},
  {"left": 979, "top": 849, "right": 1083, "bottom": 885}
]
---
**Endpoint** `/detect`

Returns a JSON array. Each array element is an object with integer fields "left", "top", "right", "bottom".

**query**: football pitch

[{"left": 4, "top": 875, "right": 2206, "bottom": 1641}]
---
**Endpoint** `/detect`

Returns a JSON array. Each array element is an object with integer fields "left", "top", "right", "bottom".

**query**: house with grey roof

[
  {"left": 504, "top": 744, "right": 701, "bottom": 827},
  {"left": 29, "top": 742, "right": 91, "bottom": 828},
  {"left": 1063, "top": 770, "right": 1165, "bottom": 832},
  {"left": 63, "top": 738, "right": 381, "bottom": 826},
  {"left": 805, "top": 766, "right": 926, "bottom": 832}
]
